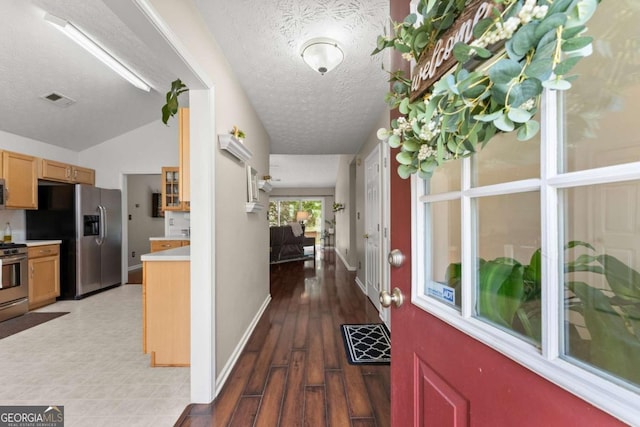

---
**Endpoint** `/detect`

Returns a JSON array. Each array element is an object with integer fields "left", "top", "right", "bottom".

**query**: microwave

[{"left": 0, "top": 178, "right": 5, "bottom": 209}]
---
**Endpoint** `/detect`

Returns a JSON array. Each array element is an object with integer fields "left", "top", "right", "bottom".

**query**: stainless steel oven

[{"left": 0, "top": 244, "right": 28, "bottom": 322}]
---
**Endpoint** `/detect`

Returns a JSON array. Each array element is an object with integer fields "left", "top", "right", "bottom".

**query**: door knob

[
  {"left": 380, "top": 287, "right": 404, "bottom": 308},
  {"left": 387, "top": 249, "right": 405, "bottom": 267}
]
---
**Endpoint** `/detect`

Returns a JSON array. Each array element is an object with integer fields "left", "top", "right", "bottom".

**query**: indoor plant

[{"left": 444, "top": 240, "right": 640, "bottom": 383}]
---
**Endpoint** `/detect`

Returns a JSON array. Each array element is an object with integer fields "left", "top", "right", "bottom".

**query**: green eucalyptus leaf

[
  {"left": 505, "top": 38, "right": 524, "bottom": 62},
  {"left": 396, "top": 150, "right": 414, "bottom": 165},
  {"left": 404, "top": 13, "right": 418, "bottom": 26},
  {"left": 473, "top": 46, "right": 492, "bottom": 59},
  {"left": 525, "top": 58, "right": 554, "bottom": 80},
  {"left": 414, "top": 31, "right": 431, "bottom": 51},
  {"left": 547, "top": 0, "right": 574, "bottom": 15},
  {"left": 508, "top": 108, "right": 533, "bottom": 123},
  {"left": 403, "top": 140, "right": 420, "bottom": 152},
  {"left": 542, "top": 78, "right": 572, "bottom": 90},
  {"left": 453, "top": 42, "right": 472, "bottom": 63},
  {"left": 533, "top": 34, "right": 558, "bottom": 62},
  {"left": 566, "top": 0, "right": 598, "bottom": 27},
  {"left": 494, "top": 114, "right": 515, "bottom": 132},
  {"left": 445, "top": 74, "right": 459, "bottom": 95},
  {"left": 490, "top": 83, "right": 509, "bottom": 105},
  {"left": 398, "top": 165, "right": 416, "bottom": 179},
  {"left": 554, "top": 56, "right": 582, "bottom": 76},
  {"left": 474, "top": 110, "right": 503, "bottom": 122},
  {"left": 511, "top": 22, "right": 538, "bottom": 57},
  {"left": 388, "top": 134, "right": 402, "bottom": 148},
  {"left": 399, "top": 97, "right": 410, "bottom": 114},
  {"left": 562, "top": 36, "right": 593, "bottom": 52},
  {"left": 516, "top": 120, "right": 540, "bottom": 141},
  {"left": 488, "top": 59, "right": 522, "bottom": 85},
  {"left": 472, "top": 17, "right": 494, "bottom": 39},
  {"left": 507, "top": 79, "right": 543, "bottom": 108},
  {"left": 534, "top": 13, "right": 567, "bottom": 39},
  {"left": 562, "top": 25, "right": 586, "bottom": 39}
]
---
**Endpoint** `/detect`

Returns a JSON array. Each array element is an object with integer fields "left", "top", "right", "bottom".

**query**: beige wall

[
  {"left": 127, "top": 174, "right": 164, "bottom": 269},
  {"left": 334, "top": 154, "right": 357, "bottom": 268},
  {"left": 149, "top": 0, "right": 271, "bottom": 381}
]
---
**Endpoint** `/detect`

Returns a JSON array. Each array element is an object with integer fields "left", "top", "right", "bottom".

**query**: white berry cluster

[
  {"left": 519, "top": 98, "right": 536, "bottom": 110},
  {"left": 393, "top": 116, "right": 415, "bottom": 136},
  {"left": 470, "top": 0, "right": 548, "bottom": 53},
  {"left": 418, "top": 118, "right": 441, "bottom": 141},
  {"left": 417, "top": 143, "right": 437, "bottom": 161}
]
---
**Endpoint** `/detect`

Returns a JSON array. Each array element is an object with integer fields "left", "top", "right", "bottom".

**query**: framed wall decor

[{"left": 247, "top": 166, "right": 259, "bottom": 203}]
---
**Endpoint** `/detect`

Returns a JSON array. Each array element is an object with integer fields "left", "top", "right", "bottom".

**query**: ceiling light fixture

[
  {"left": 300, "top": 38, "right": 344, "bottom": 75},
  {"left": 44, "top": 13, "right": 151, "bottom": 92}
]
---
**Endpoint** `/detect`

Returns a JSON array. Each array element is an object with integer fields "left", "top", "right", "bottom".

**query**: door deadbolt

[{"left": 387, "top": 249, "right": 405, "bottom": 267}]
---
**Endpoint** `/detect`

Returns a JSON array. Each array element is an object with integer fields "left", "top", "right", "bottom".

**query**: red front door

[{"left": 387, "top": 1, "right": 626, "bottom": 425}]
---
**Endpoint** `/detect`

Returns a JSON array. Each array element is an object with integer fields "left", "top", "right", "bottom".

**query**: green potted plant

[{"left": 445, "top": 241, "right": 640, "bottom": 384}]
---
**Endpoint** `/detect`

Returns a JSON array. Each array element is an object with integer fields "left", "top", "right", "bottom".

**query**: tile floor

[{"left": 0, "top": 285, "right": 190, "bottom": 426}]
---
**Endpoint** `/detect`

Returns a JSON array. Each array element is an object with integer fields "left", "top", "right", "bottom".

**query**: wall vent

[{"left": 40, "top": 92, "right": 76, "bottom": 107}]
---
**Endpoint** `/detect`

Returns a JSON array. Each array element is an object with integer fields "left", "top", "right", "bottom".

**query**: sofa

[{"left": 270, "top": 225, "right": 311, "bottom": 263}]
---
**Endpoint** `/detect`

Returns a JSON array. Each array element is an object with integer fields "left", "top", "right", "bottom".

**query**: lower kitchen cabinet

[
  {"left": 143, "top": 259, "right": 190, "bottom": 366},
  {"left": 28, "top": 244, "right": 60, "bottom": 310},
  {"left": 150, "top": 239, "right": 189, "bottom": 252}
]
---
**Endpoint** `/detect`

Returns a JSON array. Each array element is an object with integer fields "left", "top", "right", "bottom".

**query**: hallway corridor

[{"left": 175, "top": 252, "right": 391, "bottom": 426}]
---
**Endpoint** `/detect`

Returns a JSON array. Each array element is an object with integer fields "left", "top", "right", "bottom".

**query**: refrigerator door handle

[{"left": 97, "top": 205, "right": 106, "bottom": 246}]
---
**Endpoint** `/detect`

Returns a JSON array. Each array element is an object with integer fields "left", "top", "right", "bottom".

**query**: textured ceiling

[
  {"left": 0, "top": 0, "right": 390, "bottom": 188},
  {"left": 193, "top": 0, "right": 390, "bottom": 156},
  {"left": 0, "top": 0, "right": 175, "bottom": 150}
]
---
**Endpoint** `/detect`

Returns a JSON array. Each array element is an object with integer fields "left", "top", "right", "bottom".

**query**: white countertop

[
  {"left": 141, "top": 245, "right": 190, "bottom": 262},
  {"left": 19, "top": 240, "right": 63, "bottom": 246},
  {"left": 149, "top": 235, "right": 190, "bottom": 241}
]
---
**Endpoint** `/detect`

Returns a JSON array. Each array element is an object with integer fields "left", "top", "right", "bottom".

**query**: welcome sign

[{"left": 410, "top": 0, "right": 497, "bottom": 101}]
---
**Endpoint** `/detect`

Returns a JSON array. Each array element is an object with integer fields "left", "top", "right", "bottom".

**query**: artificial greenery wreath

[{"left": 374, "top": 0, "right": 602, "bottom": 179}]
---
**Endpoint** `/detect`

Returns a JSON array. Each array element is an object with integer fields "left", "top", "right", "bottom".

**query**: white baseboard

[
  {"left": 335, "top": 249, "right": 357, "bottom": 271},
  {"left": 214, "top": 294, "right": 271, "bottom": 397},
  {"left": 355, "top": 276, "right": 366, "bottom": 294},
  {"left": 128, "top": 264, "right": 142, "bottom": 271}
]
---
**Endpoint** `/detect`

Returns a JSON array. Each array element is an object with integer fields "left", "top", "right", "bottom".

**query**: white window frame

[{"left": 411, "top": 89, "right": 640, "bottom": 425}]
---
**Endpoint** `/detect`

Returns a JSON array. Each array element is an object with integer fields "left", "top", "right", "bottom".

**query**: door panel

[
  {"left": 417, "top": 359, "right": 468, "bottom": 427},
  {"left": 365, "top": 146, "right": 382, "bottom": 312}
]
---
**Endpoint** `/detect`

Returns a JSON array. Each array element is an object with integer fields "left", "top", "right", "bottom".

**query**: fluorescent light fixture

[
  {"left": 300, "top": 38, "right": 344, "bottom": 75},
  {"left": 44, "top": 13, "right": 151, "bottom": 92}
]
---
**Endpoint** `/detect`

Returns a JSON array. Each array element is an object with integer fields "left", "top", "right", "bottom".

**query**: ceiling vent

[{"left": 40, "top": 92, "right": 76, "bottom": 108}]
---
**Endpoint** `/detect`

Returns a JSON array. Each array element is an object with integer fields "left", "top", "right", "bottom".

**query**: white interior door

[{"left": 365, "top": 146, "right": 382, "bottom": 313}]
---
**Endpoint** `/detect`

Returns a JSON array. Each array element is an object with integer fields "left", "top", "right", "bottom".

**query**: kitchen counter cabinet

[
  {"left": 2, "top": 150, "right": 37, "bottom": 209},
  {"left": 28, "top": 244, "right": 60, "bottom": 310},
  {"left": 39, "top": 159, "right": 95, "bottom": 185},
  {"left": 142, "top": 256, "right": 190, "bottom": 366},
  {"left": 149, "top": 239, "right": 189, "bottom": 253}
]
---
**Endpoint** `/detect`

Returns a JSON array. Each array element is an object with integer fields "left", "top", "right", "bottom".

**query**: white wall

[{"left": 79, "top": 120, "right": 178, "bottom": 189}]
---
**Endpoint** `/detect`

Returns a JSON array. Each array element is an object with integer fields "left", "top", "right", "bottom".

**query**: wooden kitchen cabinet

[
  {"left": 39, "top": 159, "right": 95, "bottom": 185},
  {"left": 150, "top": 239, "right": 190, "bottom": 252},
  {"left": 2, "top": 150, "right": 38, "bottom": 209},
  {"left": 28, "top": 244, "right": 60, "bottom": 310},
  {"left": 143, "top": 259, "right": 190, "bottom": 366},
  {"left": 161, "top": 167, "right": 182, "bottom": 211}
]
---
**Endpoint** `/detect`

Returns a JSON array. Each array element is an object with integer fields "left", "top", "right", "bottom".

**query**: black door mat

[
  {"left": 0, "top": 312, "right": 69, "bottom": 340},
  {"left": 340, "top": 323, "right": 391, "bottom": 365}
]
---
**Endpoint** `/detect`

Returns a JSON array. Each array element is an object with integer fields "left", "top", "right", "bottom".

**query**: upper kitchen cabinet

[
  {"left": 178, "top": 108, "right": 190, "bottom": 209},
  {"left": 39, "top": 159, "right": 95, "bottom": 185},
  {"left": 2, "top": 150, "right": 37, "bottom": 209},
  {"left": 162, "top": 167, "right": 183, "bottom": 211}
]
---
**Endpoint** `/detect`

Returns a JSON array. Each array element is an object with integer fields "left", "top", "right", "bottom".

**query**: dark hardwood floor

[{"left": 175, "top": 249, "right": 391, "bottom": 426}]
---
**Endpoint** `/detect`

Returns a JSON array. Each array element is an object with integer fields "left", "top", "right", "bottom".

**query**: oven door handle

[{"left": 1, "top": 255, "right": 27, "bottom": 264}]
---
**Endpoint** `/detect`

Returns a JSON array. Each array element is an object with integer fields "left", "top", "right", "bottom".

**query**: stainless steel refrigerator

[{"left": 26, "top": 183, "right": 122, "bottom": 299}]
